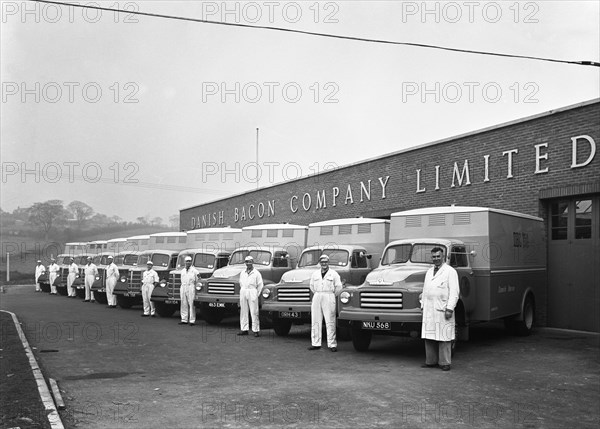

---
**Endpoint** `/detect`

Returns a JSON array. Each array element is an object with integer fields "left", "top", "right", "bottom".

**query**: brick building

[{"left": 181, "top": 99, "right": 600, "bottom": 332}]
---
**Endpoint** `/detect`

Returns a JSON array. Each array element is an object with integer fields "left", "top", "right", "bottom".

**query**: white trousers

[
  {"left": 106, "top": 277, "right": 117, "bottom": 306},
  {"left": 35, "top": 276, "right": 41, "bottom": 291},
  {"left": 180, "top": 284, "right": 196, "bottom": 323},
  {"left": 311, "top": 292, "right": 337, "bottom": 348},
  {"left": 85, "top": 275, "right": 95, "bottom": 300},
  {"left": 67, "top": 273, "right": 76, "bottom": 296},
  {"left": 142, "top": 283, "right": 155, "bottom": 315},
  {"left": 49, "top": 273, "right": 58, "bottom": 294},
  {"left": 239, "top": 288, "right": 259, "bottom": 332}
]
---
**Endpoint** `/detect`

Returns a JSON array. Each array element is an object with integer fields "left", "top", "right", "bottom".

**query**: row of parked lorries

[{"left": 37, "top": 206, "right": 547, "bottom": 351}]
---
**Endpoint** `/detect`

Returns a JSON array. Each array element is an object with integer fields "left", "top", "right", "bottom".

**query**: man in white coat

[
  {"left": 34, "top": 260, "right": 45, "bottom": 292},
  {"left": 48, "top": 258, "right": 60, "bottom": 295},
  {"left": 83, "top": 257, "right": 98, "bottom": 302},
  {"left": 105, "top": 255, "right": 120, "bottom": 308},
  {"left": 141, "top": 261, "right": 159, "bottom": 317},
  {"left": 238, "top": 256, "right": 264, "bottom": 337},
  {"left": 67, "top": 257, "right": 78, "bottom": 298},
  {"left": 420, "top": 246, "right": 460, "bottom": 371},
  {"left": 309, "top": 254, "right": 343, "bottom": 352},
  {"left": 179, "top": 256, "right": 199, "bottom": 325}
]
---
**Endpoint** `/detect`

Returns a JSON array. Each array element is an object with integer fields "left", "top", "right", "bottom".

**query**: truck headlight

[
  {"left": 196, "top": 284, "right": 203, "bottom": 291},
  {"left": 159, "top": 281, "right": 167, "bottom": 288},
  {"left": 262, "top": 288, "right": 271, "bottom": 299},
  {"left": 120, "top": 277, "right": 127, "bottom": 282},
  {"left": 340, "top": 291, "right": 350, "bottom": 304},
  {"left": 95, "top": 276, "right": 100, "bottom": 280}
]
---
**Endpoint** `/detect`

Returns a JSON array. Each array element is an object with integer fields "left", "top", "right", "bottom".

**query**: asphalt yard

[{"left": 1, "top": 285, "right": 599, "bottom": 429}]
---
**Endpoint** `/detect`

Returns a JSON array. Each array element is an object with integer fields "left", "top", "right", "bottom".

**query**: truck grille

[
  {"left": 207, "top": 282, "right": 235, "bottom": 295},
  {"left": 169, "top": 273, "right": 181, "bottom": 299},
  {"left": 129, "top": 271, "right": 142, "bottom": 293},
  {"left": 60, "top": 268, "right": 69, "bottom": 283},
  {"left": 277, "top": 287, "right": 311, "bottom": 302},
  {"left": 97, "top": 268, "right": 106, "bottom": 284},
  {"left": 360, "top": 291, "right": 403, "bottom": 309}
]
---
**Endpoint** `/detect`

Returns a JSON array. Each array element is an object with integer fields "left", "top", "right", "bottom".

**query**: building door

[{"left": 547, "top": 196, "right": 600, "bottom": 332}]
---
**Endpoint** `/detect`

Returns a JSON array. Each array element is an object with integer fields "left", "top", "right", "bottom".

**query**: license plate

[
  {"left": 124, "top": 292, "right": 138, "bottom": 297},
  {"left": 165, "top": 300, "right": 179, "bottom": 305},
  {"left": 362, "top": 321, "right": 391, "bottom": 330},
  {"left": 208, "top": 302, "right": 225, "bottom": 308},
  {"left": 279, "top": 311, "right": 301, "bottom": 319}
]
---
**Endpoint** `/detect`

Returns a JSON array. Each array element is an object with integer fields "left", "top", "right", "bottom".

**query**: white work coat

[
  {"left": 421, "top": 263, "right": 460, "bottom": 342},
  {"left": 142, "top": 269, "right": 159, "bottom": 286},
  {"left": 180, "top": 266, "right": 199, "bottom": 289},
  {"left": 106, "top": 263, "right": 120, "bottom": 282},
  {"left": 84, "top": 263, "right": 98, "bottom": 277},
  {"left": 35, "top": 264, "right": 45, "bottom": 282},
  {"left": 309, "top": 269, "right": 342, "bottom": 295},
  {"left": 68, "top": 263, "right": 78, "bottom": 276},
  {"left": 48, "top": 263, "right": 60, "bottom": 284},
  {"left": 239, "top": 268, "right": 264, "bottom": 302}
]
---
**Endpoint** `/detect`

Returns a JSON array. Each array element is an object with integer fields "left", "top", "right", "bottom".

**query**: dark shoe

[
  {"left": 178, "top": 321, "right": 187, "bottom": 325},
  {"left": 237, "top": 331, "right": 249, "bottom": 336},
  {"left": 421, "top": 364, "right": 439, "bottom": 368},
  {"left": 151, "top": 314, "right": 156, "bottom": 318},
  {"left": 189, "top": 322, "right": 195, "bottom": 326},
  {"left": 308, "top": 346, "right": 321, "bottom": 350},
  {"left": 141, "top": 314, "right": 149, "bottom": 317},
  {"left": 253, "top": 332, "right": 259, "bottom": 337},
  {"left": 329, "top": 347, "right": 337, "bottom": 352},
  {"left": 83, "top": 300, "right": 90, "bottom": 302},
  {"left": 440, "top": 365, "right": 451, "bottom": 371},
  {"left": 90, "top": 300, "right": 95, "bottom": 303}
]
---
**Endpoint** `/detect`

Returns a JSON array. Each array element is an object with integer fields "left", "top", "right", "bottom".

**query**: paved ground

[{"left": 1, "top": 284, "right": 599, "bottom": 429}]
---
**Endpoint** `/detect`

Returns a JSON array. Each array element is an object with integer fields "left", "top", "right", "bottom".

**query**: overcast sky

[{"left": 1, "top": 0, "right": 599, "bottom": 224}]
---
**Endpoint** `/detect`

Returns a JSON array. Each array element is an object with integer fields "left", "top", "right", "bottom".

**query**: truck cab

[
  {"left": 260, "top": 218, "right": 389, "bottom": 336},
  {"left": 55, "top": 254, "right": 76, "bottom": 296},
  {"left": 196, "top": 224, "right": 307, "bottom": 325},
  {"left": 113, "top": 249, "right": 180, "bottom": 309},
  {"left": 72, "top": 253, "right": 94, "bottom": 298},
  {"left": 337, "top": 206, "right": 546, "bottom": 352},
  {"left": 151, "top": 249, "right": 231, "bottom": 317}
]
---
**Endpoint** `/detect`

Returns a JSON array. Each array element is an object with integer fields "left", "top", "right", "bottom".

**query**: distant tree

[
  {"left": 109, "top": 215, "right": 123, "bottom": 224},
  {"left": 136, "top": 216, "right": 148, "bottom": 225},
  {"left": 67, "top": 200, "right": 94, "bottom": 229},
  {"left": 168, "top": 214, "right": 179, "bottom": 230},
  {"left": 150, "top": 217, "right": 163, "bottom": 226},
  {"left": 28, "top": 200, "right": 67, "bottom": 240}
]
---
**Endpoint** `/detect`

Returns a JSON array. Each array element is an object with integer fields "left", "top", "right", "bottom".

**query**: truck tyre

[
  {"left": 273, "top": 319, "right": 292, "bottom": 336},
  {"left": 351, "top": 329, "right": 372, "bottom": 352},
  {"left": 116, "top": 295, "right": 133, "bottom": 309},
  {"left": 504, "top": 295, "right": 534, "bottom": 336},
  {"left": 93, "top": 291, "right": 108, "bottom": 304},
  {"left": 155, "top": 302, "right": 177, "bottom": 318},
  {"left": 203, "top": 307, "right": 223, "bottom": 325}
]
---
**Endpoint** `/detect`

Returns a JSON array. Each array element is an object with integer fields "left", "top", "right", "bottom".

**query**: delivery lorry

[
  {"left": 113, "top": 232, "right": 188, "bottom": 309},
  {"left": 337, "top": 206, "right": 546, "bottom": 352},
  {"left": 260, "top": 218, "right": 390, "bottom": 336},
  {"left": 196, "top": 224, "right": 307, "bottom": 324},
  {"left": 150, "top": 227, "right": 242, "bottom": 317}
]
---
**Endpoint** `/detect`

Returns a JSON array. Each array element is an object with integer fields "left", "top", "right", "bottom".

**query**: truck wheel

[
  {"left": 273, "top": 319, "right": 292, "bottom": 336},
  {"left": 337, "top": 326, "right": 352, "bottom": 341},
  {"left": 116, "top": 295, "right": 133, "bottom": 309},
  {"left": 203, "top": 307, "right": 223, "bottom": 325},
  {"left": 155, "top": 303, "right": 177, "bottom": 318},
  {"left": 40, "top": 283, "right": 50, "bottom": 293},
  {"left": 351, "top": 329, "right": 372, "bottom": 352},
  {"left": 93, "top": 291, "right": 108, "bottom": 304},
  {"left": 504, "top": 295, "right": 534, "bottom": 336}
]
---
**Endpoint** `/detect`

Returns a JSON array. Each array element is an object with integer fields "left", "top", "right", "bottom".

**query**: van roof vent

[
  {"left": 428, "top": 214, "right": 446, "bottom": 226},
  {"left": 405, "top": 215, "right": 422, "bottom": 227},
  {"left": 453, "top": 213, "right": 471, "bottom": 225},
  {"left": 320, "top": 226, "right": 334, "bottom": 236},
  {"left": 357, "top": 224, "right": 372, "bottom": 234},
  {"left": 339, "top": 225, "right": 352, "bottom": 234},
  {"left": 282, "top": 229, "right": 294, "bottom": 238}
]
